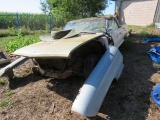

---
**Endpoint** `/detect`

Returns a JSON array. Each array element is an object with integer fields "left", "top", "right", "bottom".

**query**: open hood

[{"left": 13, "top": 33, "right": 103, "bottom": 58}]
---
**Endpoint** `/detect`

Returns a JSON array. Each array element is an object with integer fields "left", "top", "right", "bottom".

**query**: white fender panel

[{"left": 71, "top": 46, "right": 124, "bottom": 117}]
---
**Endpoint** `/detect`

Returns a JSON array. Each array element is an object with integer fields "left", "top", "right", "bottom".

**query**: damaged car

[
  {"left": 0, "top": 16, "right": 129, "bottom": 117},
  {"left": 4, "top": 16, "right": 128, "bottom": 79}
]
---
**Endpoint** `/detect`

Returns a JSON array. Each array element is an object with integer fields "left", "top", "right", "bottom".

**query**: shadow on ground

[{"left": 9, "top": 74, "right": 43, "bottom": 89}]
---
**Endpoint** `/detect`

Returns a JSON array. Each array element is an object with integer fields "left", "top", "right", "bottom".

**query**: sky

[
  {"left": 0, "top": 0, "right": 43, "bottom": 14},
  {"left": 0, "top": 0, "right": 115, "bottom": 15}
]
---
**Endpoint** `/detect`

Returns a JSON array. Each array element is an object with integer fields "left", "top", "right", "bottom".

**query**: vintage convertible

[{"left": 0, "top": 16, "right": 129, "bottom": 117}]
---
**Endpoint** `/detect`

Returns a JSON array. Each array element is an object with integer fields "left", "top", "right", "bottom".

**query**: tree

[
  {"left": 40, "top": 0, "right": 50, "bottom": 14},
  {"left": 41, "top": 0, "right": 108, "bottom": 22}
]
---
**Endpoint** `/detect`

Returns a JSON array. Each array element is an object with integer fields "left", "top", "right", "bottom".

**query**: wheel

[{"left": 84, "top": 54, "right": 98, "bottom": 78}]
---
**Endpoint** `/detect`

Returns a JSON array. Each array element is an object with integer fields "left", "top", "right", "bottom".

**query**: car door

[{"left": 107, "top": 20, "right": 124, "bottom": 48}]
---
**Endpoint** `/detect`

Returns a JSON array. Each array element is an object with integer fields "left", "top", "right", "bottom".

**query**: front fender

[{"left": 71, "top": 46, "right": 124, "bottom": 117}]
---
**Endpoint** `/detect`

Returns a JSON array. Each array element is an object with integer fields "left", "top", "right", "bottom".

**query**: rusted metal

[
  {"left": 0, "top": 57, "right": 28, "bottom": 77},
  {"left": 0, "top": 52, "right": 10, "bottom": 66}
]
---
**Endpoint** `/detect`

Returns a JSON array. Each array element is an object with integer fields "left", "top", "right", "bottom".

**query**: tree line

[{"left": 40, "top": 0, "right": 108, "bottom": 22}]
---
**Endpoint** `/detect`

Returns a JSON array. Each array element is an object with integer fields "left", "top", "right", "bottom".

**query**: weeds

[
  {"left": 128, "top": 24, "right": 160, "bottom": 40},
  {"left": 6, "top": 91, "right": 15, "bottom": 96},
  {"left": 0, "top": 99, "right": 13, "bottom": 107},
  {"left": 5, "top": 30, "right": 40, "bottom": 52},
  {"left": 147, "top": 23, "right": 155, "bottom": 28},
  {"left": 0, "top": 78, "right": 5, "bottom": 85}
]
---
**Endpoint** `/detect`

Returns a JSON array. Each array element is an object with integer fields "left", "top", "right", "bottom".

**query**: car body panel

[
  {"left": 71, "top": 46, "right": 124, "bottom": 116},
  {"left": 13, "top": 17, "right": 129, "bottom": 58},
  {"left": 13, "top": 33, "right": 103, "bottom": 58},
  {"left": 111, "top": 28, "right": 124, "bottom": 48}
]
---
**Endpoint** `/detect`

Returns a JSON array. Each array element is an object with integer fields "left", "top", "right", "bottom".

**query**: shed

[{"left": 119, "top": 0, "right": 159, "bottom": 26}]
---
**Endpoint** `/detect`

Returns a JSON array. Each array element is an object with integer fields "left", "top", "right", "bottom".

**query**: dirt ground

[{"left": 0, "top": 33, "right": 160, "bottom": 120}]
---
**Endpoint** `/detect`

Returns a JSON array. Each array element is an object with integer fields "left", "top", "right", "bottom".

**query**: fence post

[
  {"left": 49, "top": 16, "right": 52, "bottom": 32},
  {"left": 16, "top": 13, "right": 20, "bottom": 29}
]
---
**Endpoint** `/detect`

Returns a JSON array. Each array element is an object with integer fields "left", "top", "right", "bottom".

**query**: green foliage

[
  {"left": 140, "top": 28, "right": 159, "bottom": 38},
  {"left": 0, "top": 36, "right": 17, "bottom": 50},
  {"left": 40, "top": 0, "right": 50, "bottom": 14},
  {"left": 6, "top": 90, "right": 15, "bottom": 96},
  {"left": 5, "top": 30, "right": 40, "bottom": 52},
  {"left": 147, "top": 23, "right": 155, "bottom": 28},
  {"left": 0, "top": 78, "right": 5, "bottom": 85},
  {"left": 128, "top": 25, "right": 160, "bottom": 39},
  {"left": 52, "top": 27, "right": 62, "bottom": 31},
  {"left": 0, "top": 27, "right": 60, "bottom": 37},
  {"left": 0, "top": 12, "right": 65, "bottom": 30},
  {"left": 46, "top": 0, "right": 108, "bottom": 22},
  {"left": 0, "top": 99, "right": 13, "bottom": 107}
]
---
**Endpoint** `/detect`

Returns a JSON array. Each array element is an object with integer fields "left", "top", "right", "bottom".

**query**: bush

[{"left": 5, "top": 30, "right": 40, "bottom": 52}]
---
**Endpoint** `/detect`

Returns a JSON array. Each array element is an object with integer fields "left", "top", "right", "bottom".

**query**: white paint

[{"left": 72, "top": 46, "right": 124, "bottom": 116}]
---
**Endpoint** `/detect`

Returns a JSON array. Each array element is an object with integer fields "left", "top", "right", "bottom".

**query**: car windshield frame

[{"left": 64, "top": 18, "right": 106, "bottom": 36}]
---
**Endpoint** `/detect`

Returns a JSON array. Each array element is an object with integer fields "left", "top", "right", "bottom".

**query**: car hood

[{"left": 13, "top": 33, "right": 103, "bottom": 58}]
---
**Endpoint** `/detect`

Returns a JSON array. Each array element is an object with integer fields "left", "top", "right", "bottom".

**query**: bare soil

[{"left": 0, "top": 33, "right": 160, "bottom": 120}]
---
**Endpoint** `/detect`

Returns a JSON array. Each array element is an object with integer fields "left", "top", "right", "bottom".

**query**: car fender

[{"left": 71, "top": 46, "right": 124, "bottom": 117}]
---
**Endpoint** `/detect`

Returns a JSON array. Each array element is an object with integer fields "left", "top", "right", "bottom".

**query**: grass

[
  {"left": 0, "top": 99, "right": 13, "bottom": 107},
  {"left": 128, "top": 24, "right": 160, "bottom": 38},
  {"left": 5, "top": 30, "right": 41, "bottom": 52},
  {"left": 0, "top": 33, "right": 41, "bottom": 52},
  {"left": 0, "top": 36, "right": 16, "bottom": 50},
  {"left": 6, "top": 90, "right": 15, "bottom": 96},
  {"left": 0, "top": 27, "right": 61, "bottom": 52},
  {"left": 0, "top": 27, "right": 62, "bottom": 38},
  {"left": 0, "top": 78, "right": 6, "bottom": 85}
]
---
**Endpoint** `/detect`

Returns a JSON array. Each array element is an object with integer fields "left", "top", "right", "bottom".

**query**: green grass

[
  {"left": 0, "top": 32, "right": 41, "bottom": 52},
  {"left": 6, "top": 90, "right": 15, "bottom": 96},
  {"left": 0, "top": 36, "right": 16, "bottom": 50},
  {"left": 0, "top": 78, "right": 5, "bottom": 85},
  {"left": 0, "top": 99, "right": 13, "bottom": 107},
  {"left": 5, "top": 31, "right": 41, "bottom": 52},
  {"left": 128, "top": 24, "right": 160, "bottom": 41}
]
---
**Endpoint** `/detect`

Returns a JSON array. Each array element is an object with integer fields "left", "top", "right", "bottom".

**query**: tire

[{"left": 84, "top": 54, "right": 98, "bottom": 78}]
